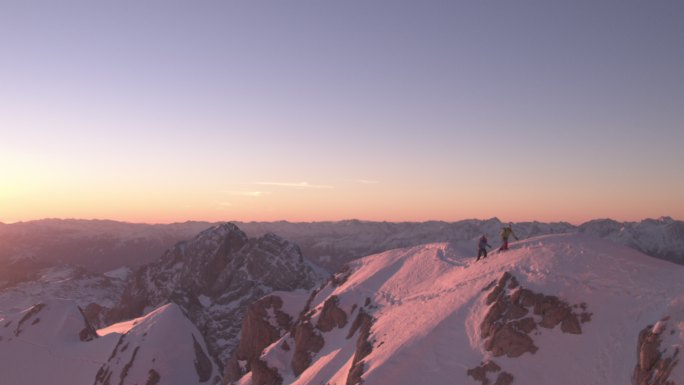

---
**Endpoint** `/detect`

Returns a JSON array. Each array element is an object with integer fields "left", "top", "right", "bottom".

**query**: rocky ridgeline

[
  {"left": 469, "top": 272, "right": 592, "bottom": 383},
  {"left": 633, "top": 316, "right": 680, "bottom": 385},
  {"left": 108, "top": 223, "right": 320, "bottom": 367},
  {"left": 224, "top": 267, "right": 374, "bottom": 385}
]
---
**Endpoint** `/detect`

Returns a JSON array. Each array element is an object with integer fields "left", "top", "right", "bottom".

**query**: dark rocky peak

[
  {"left": 254, "top": 233, "right": 303, "bottom": 262},
  {"left": 108, "top": 222, "right": 320, "bottom": 369},
  {"left": 189, "top": 222, "right": 249, "bottom": 253},
  {"left": 132, "top": 223, "right": 251, "bottom": 296},
  {"left": 169, "top": 223, "right": 248, "bottom": 268}
]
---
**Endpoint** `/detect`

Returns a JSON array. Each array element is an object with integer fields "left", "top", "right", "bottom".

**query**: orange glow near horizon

[
  {"left": 1, "top": 144, "right": 681, "bottom": 226},
  {"left": 2, "top": 146, "right": 681, "bottom": 226},
  {"left": 2, "top": 177, "right": 681, "bottom": 225}
]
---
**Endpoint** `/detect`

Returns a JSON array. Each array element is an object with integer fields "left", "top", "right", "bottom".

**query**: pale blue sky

[{"left": 1, "top": 0, "right": 683, "bottom": 223}]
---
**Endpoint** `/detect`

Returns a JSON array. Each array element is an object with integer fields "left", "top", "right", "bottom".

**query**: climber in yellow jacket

[{"left": 499, "top": 223, "right": 518, "bottom": 251}]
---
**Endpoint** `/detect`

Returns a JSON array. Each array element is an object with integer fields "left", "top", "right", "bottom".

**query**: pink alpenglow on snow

[{"left": 229, "top": 233, "right": 684, "bottom": 385}]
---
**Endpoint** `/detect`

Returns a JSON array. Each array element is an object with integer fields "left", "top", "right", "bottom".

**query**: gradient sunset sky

[{"left": 1, "top": 1, "right": 683, "bottom": 224}]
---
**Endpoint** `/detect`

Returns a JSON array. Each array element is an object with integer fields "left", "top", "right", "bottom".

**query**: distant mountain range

[{"left": 0, "top": 217, "right": 682, "bottom": 282}]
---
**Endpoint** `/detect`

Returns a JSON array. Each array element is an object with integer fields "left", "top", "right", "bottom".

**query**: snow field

[{"left": 254, "top": 233, "right": 684, "bottom": 385}]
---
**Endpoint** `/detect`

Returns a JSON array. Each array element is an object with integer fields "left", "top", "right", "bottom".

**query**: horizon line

[{"left": 1, "top": 215, "right": 679, "bottom": 227}]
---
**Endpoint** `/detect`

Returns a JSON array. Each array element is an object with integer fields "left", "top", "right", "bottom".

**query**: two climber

[{"left": 476, "top": 223, "right": 519, "bottom": 261}]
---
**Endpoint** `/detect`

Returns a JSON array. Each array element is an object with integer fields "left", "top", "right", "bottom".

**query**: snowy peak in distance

[
  {"left": 229, "top": 233, "right": 684, "bottom": 385},
  {"left": 109, "top": 222, "right": 320, "bottom": 367},
  {"left": 579, "top": 217, "right": 684, "bottom": 261}
]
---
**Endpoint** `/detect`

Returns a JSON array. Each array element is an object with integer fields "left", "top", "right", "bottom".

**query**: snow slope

[
  {"left": 0, "top": 300, "right": 219, "bottom": 385},
  {"left": 232, "top": 233, "right": 684, "bottom": 385},
  {"left": 95, "top": 303, "right": 220, "bottom": 385},
  {"left": 0, "top": 299, "right": 117, "bottom": 385}
]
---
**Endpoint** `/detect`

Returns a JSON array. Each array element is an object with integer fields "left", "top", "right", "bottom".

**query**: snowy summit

[{"left": 228, "top": 233, "right": 684, "bottom": 385}]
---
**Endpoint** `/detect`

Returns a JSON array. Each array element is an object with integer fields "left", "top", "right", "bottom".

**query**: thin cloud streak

[
  {"left": 256, "top": 181, "right": 334, "bottom": 189},
  {"left": 226, "top": 191, "right": 267, "bottom": 197}
]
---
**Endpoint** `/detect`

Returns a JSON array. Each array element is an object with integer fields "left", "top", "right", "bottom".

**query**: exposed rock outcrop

[
  {"left": 251, "top": 359, "right": 283, "bottom": 385},
  {"left": 480, "top": 272, "right": 592, "bottom": 358},
  {"left": 223, "top": 295, "right": 293, "bottom": 383},
  {"left": 346, "top": 310, "right": 373, "bottom": 385},
  {"left": 467, "top": 360, "right": 514, "bottom": 385},
  {"left": 226, "top": 267, "right": 377, "bottom": 385},
  {"left": 316, "top": 296, "right": 348, "bottom": 332},
  {"left": 14, "top": 303, "right": 46, "bottom": 336},
  {"left": 83, "top": 302, "right": 109, "bottom": 329},
  {"left": 330, "top": 265, "right": 353, "bottom": 287},
  {"left": 193, "top": 335, "right": 213, "bottom": 382},
  {"left": 146, "top": 369, "right": 161, "bottom": 385},
  {"left": 470, "top": 271, "right": 593, "bottom": 383},
  {"left": 633, "top": 317, "right": 680, "bottom": 385},
  {"left": 77, "top": 306, "right": 99, "bottom": 342},
  {"left": 291, "top": 320, "right": 325, "bottom": 376}
]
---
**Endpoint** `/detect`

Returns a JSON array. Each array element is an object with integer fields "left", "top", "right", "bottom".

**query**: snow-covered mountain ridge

[{"left": 228, "top": 233, "right": 684, "bottom": 385}]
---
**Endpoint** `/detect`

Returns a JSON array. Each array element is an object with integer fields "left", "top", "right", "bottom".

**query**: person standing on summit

[
  {"left": 476, "top": 234, "right": 492, "bottom": 261},
  {"left": 499, "top": 223, "right": 518, "bottom": 251}
]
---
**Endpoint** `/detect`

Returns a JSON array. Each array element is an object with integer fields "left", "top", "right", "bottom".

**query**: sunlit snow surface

[
  {"left": 0, "top": 299, "right": 120, "bottom": 385},
  {"left": 250, "top": 234, "right": 683, "bottom": 385}
]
